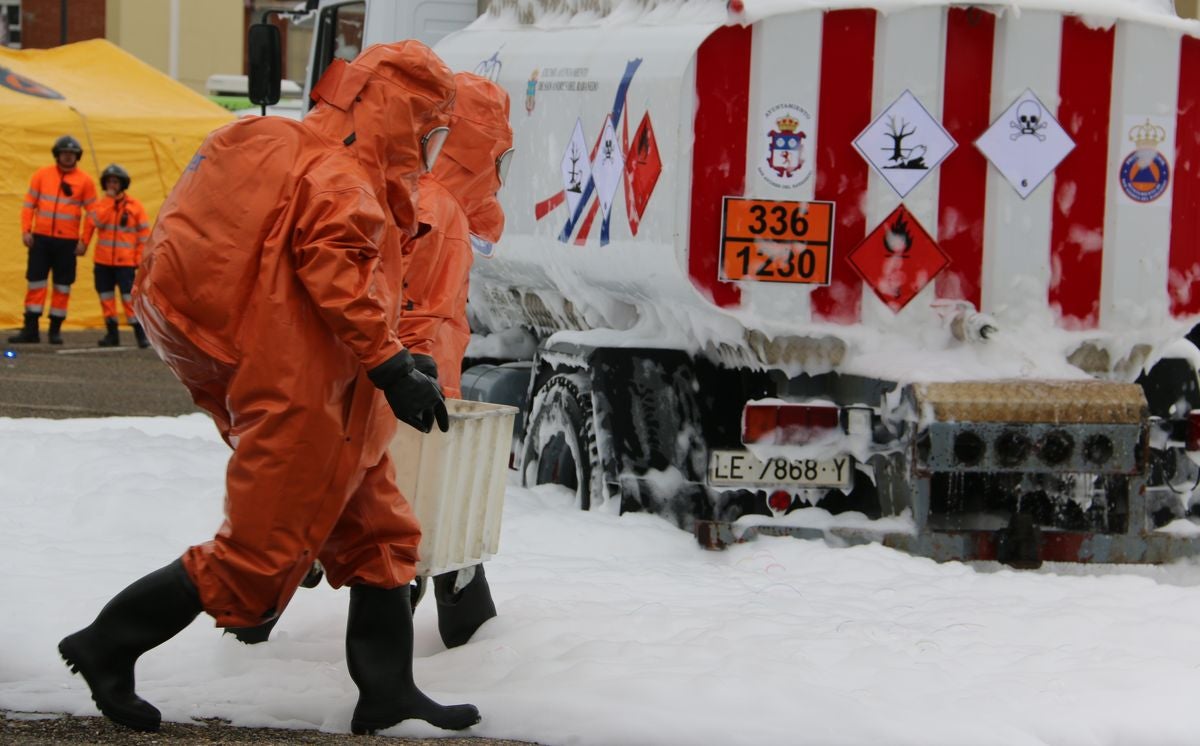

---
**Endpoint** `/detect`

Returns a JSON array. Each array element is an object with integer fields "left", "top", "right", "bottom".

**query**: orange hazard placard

[{"left": 719, "top": 197, "right": 835, "bottom": 285}]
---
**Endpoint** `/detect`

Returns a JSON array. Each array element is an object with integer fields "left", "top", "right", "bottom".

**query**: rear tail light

[
  {"left": 953, "top": 431, "right": 986, "bottom": 466},
  {"left": 742, "top": 402, "right": 841, "bottom": 445},
  {"left": 767, "top": 490, "right": 792, "bottom": 514},
  {"left": 995, "top": 429, "right": 1032, "bottom": 467},
  {"left": 1038, "top": 430, "right": 1074, "bottom": 465},
  {"left": 1083, "top": 434, "right": 1115, "bottom": 465},
  {"left": 1188, "top": 411, "right": 1200, "bottom": 452}
]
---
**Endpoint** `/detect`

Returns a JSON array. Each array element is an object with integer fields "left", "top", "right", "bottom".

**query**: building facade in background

[
  {"left": 5, "top": 0, "right": 1200, "bottom": 87},
  {"left": 11, "top": 0, "right": 313, "bottom": 94}
]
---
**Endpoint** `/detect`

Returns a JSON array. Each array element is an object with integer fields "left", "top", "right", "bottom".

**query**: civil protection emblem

[{"left": 1119, "top": 119, "right": 1169, "bottom": 203}]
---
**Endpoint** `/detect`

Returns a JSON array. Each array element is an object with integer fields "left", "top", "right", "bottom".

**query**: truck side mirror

[{"left": 247, "top": 23, "right": 282, "bottom": 107}]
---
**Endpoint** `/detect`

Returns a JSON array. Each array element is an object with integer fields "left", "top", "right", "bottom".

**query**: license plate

[{"left": 708, "top": 450, "right": 852, "bottom": 488}]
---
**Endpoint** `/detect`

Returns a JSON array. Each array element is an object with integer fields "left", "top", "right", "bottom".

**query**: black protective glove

[
  {"left": 367, "top": 350, "right": 449, "bottom": 434},
  {"left": 411, "top": 353, "right": 439, "bottom": 381}
]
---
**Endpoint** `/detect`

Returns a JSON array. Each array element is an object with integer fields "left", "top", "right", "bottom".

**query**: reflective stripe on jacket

[
  {"left": 20, "top": 165, "right": 97, "bottom": 239},
  {"left": 82, "top": 194, "right": 151, "bottom": 266}
]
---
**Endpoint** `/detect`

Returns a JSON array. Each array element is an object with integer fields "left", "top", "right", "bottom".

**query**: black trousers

[{"left": 27, "top": 235, "right": 78, "bottom": 286}]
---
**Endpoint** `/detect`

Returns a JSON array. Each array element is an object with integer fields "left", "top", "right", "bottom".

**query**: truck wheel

[{"left": 521, "top": 374, "right": 602, "bottom": 510}]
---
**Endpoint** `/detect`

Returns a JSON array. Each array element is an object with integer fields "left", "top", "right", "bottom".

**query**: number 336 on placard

[{"left": 719, "top": 197, "right": 835, "bottom": 285}]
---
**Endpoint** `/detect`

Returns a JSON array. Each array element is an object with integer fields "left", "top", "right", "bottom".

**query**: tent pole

[{"left": 68, "top": 105, "right": 101, "bottom": 175}]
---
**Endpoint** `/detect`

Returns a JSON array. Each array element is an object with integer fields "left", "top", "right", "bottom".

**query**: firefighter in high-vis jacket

[
  {"left": 10, "top": 135, "right": 97, "bottom": 344},
  {"left": 81, "top": 164, "right": 152, "bottom": 348},
  {"left": 400, "top": 72, "right": 514, "bottom": 649},
  {"left": 57, "top": 42, "right": 480, "bottom": 736}
]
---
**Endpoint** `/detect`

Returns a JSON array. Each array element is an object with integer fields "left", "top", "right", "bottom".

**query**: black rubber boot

[
  {"left": 47, "top": 316, "right": 64, "bottom": 345},
  {"left": 433, "top": 564, "right": 496, "bottom": 649},
  {"left": 7, "top": 312, "right": 39, "bottom": 344},
  {"left": 225, "top": 562, "right": 322, "bottom": 644},
  {"left": 346, "top": 584, "right": 480, "bottom": 734},
  {"left": 58, "top": 559, "right": 203, "bottom": 732},
  {"left": 226, "top": 616, "right": 279, "bottom": 645},
  {"left": 98, "top": 319, "right": 120, "bottom": 347},
  {"left": 132, "top": 321, "right": 150, "bottom": 349}
]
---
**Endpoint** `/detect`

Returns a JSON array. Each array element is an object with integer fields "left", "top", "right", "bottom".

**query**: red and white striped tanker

[{"left": 428, "top": 0, "right": 1200, "bottom": 564}]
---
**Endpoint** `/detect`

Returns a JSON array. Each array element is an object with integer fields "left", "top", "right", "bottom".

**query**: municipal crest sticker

[
  {"left": 758, "top": 104, "right": 813, "bottom": 188},
  {"left": 1119, "top": 118, "right": 1170, "bottom": 203}
]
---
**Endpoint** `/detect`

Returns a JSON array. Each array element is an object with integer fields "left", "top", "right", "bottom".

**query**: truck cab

[{"left": 302, "top": 0, "right": 478, "bottom": 109}]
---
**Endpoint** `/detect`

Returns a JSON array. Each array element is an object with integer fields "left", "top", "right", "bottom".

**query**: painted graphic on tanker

[
  {"left": 1119, "top": 118, "right": 1170, "bottom": 203},
  {"left": 758, "top": 104, "right": 813, "bottom": 189},
  {"left": 975, "top": 89, "right": 1075, "bottom": 199},
  {"left": 0, "top": 66, "right": 63, "bottom": 99},
  {"left": 534, "top": 59, "right": 661, "bottom": 246},
  {"left": 474, "top": 49, "right": 503, "bottom": 82},
  {"left": 853, "top": 90, "right": 956, "bottom": 198},
  {"left": 525, "top": 69, "right": 538, "bottom": 114},
  {"left": 849, "top": 204, "right": 948, "bottom": 312}
]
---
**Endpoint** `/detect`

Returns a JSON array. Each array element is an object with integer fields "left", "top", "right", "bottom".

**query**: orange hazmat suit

[
  {"left": 133, "top": 42, "right": 455, "bottom": 628},
  {"left": 399, "top": 73, "right": 513, "bottom": 398}
]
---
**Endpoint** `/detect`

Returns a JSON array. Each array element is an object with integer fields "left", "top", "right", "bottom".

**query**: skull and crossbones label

[
  {"left": 976, "top": 88, "right": 1075, "bottom": 199},
  {"left": 1010, "top": 100, "right": 1048, "bottom": 141}
]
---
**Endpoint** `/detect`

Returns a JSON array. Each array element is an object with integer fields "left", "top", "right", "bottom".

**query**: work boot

[
  {"left": 433, "top": 564, "right": 496, "bottom": 648},
  {"left": 226, "top": 616, "right": 279, "bottom": 645},
  {"left": 58, "top": 559, "right": 203, "bottom": 732},
  {"left": 98, "top": 319, "right": 120, "bottom": 347},
  {"left": 47, "top": 316, "right": 64, "bottom": 345},
  {"left": 132, "top": 321, "right": 150, "bottom": 349},
  {"left": 7, "top": 313, "right": 39, "bottom": 344},
  {"left": 225, "top": 562, "right": 322, "bottom": 645},
  {"left": 346, "top": 584, "right": 480, "bottom": 735}
]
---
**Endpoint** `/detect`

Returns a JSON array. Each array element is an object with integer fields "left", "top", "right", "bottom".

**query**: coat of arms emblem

[{"left": 767, "top": 115, "right": 806, "bottom": 178}]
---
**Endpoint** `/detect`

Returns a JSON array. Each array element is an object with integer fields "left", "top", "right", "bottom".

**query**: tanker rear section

[{"left": 426, "top": 0, "right": 1200, "bottom": 565}]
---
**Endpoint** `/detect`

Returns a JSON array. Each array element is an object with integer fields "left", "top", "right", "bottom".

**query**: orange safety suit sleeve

[
  {"left": 398, "top": 181, "right": 471, "bottom": 359},
  {"left": 291, "top": 177, "right": 404, "bottom": 371},
  {"left": 19, "top": 171, "right": 38, "bottom": 233},
  {"left": 80, "top": 203, "right": 99, "bottom": 246},
  {"left": 132, "top": 199, "right": 151, "bottom": 264},
  {"left": 75, "top": 175, "right": 97, "bottom": 240}
]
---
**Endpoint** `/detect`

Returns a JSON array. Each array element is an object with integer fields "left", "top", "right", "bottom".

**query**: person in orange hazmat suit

[
  {"left": 57, "top": 41, "right": 480, "bottom": 736},
  {"left": 400, "top": 72, "right": 514, "bottom": 649},
  {"left": 228, "top": 72, "right": 516, "bottom": 650}
]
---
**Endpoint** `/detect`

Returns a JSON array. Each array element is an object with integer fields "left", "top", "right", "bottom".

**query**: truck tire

[{"left": 521, "top": 374, "right": 603, "bottom": 510}]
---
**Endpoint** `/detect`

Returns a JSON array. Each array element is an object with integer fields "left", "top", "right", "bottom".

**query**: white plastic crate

[{"left": 387, "top": 399, "right": 517, "bottom": 577}]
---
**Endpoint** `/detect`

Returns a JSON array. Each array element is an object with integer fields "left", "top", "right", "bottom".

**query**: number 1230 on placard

[{"left": 718, "top": 197, "right": 835, "bottom": 286}]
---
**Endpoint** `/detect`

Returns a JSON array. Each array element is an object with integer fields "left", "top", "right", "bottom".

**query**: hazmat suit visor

[
  {"left": 432, "top": 129, "right": 513, "bottom": 245},
  {"left": 307, "top": 43, "right": 456, "bottom": 239}
]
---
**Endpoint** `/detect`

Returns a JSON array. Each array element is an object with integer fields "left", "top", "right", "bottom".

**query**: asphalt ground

[
  {"left": 0, "top": 328, "right": 538, "bottom": 745},
  {"left": 0, "top": 329, "right": 199, "bottom": 419}
]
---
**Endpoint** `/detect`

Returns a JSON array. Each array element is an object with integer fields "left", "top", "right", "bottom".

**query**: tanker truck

[{"left": 294, "top": 0, "right": 1200, "bottom": 566}]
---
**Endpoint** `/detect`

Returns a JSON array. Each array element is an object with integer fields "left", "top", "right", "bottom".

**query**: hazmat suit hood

[
  {"left": 306, "top": 41, "right": 455, "bottom": 238},
  {"left": 430, "top": 73, "right": 513, "bottom": 245}
]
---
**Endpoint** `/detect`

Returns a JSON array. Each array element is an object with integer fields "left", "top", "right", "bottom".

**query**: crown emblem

[
  {"left": 1128, "top": 119, "right": 1166, "bottom": 149},
  {"left": 775, "top": 115, "right": 800, "bottom": 133}
]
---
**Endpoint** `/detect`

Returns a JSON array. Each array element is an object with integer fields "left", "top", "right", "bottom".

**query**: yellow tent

[{"left": 0, "top": 38, "right": 234, "bottom": 330}]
